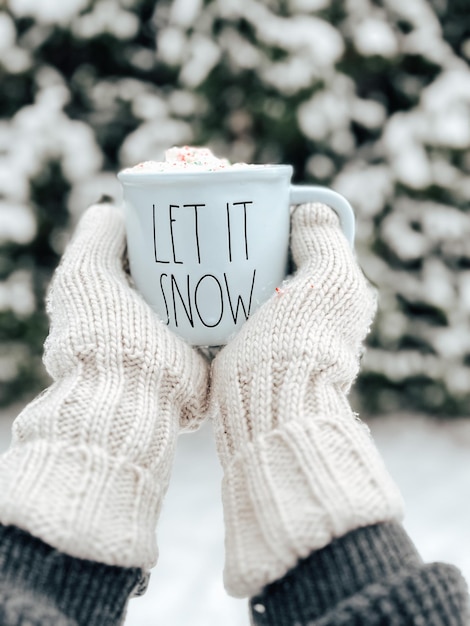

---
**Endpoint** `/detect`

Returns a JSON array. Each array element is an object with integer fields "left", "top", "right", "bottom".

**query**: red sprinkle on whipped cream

[{"left": 122, "top": 146, "right": 266, "bottom": 173}]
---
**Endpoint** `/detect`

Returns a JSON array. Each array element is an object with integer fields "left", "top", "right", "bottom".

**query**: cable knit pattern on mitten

[
  {"left": 0, "top": 204, "right": 209, "bottom": 570},
  {"left": 211, "top": 203, "right": 404, "bottom": 598}
]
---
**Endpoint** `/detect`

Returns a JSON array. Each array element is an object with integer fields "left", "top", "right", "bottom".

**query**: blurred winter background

[{"left": 0, "top": 0, "right": 469, "bottom": 623}]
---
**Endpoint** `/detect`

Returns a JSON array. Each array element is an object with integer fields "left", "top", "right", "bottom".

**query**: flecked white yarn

[
  {"left": 0, "top": 204, "right": 209, "bottom": 570},
  {"left": 211, "top": 203, "right": 404, "bottom": 598}
]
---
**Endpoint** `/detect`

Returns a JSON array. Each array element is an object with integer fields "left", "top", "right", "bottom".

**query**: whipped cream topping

[{"left": 122, "top": 146, "right": 266, "bottom": 173}]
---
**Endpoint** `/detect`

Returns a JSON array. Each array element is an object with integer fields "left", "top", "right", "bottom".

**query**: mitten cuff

[
  {"left": 222, "top": 414, "right": 404, "bottom": 597},
  {"left": 0, "top": 440, "right": 166, "bottom": 570}
]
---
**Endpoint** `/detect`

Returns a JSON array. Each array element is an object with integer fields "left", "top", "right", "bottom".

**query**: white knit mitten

[
  {"left": 0, "top": 204, "right": 209, "bottom": 570},
  {"left": 210, "top": 203, "right": 404, "bottom": 598}
]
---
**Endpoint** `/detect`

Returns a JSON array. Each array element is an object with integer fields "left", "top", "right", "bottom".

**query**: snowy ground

[{"left": 0, "top": 407, "right": 468, "bottom": 625}]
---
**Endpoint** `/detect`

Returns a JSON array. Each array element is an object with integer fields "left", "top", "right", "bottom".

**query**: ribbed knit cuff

[
  {"left": 250, "top": 522, "right": 470, "bottom": 626},
  {"left": 0, "top": 524, "right": 143, "bottom": 626},
  {"left": 222, "top": 416, "right": 404, "bottom": 598},
  {"left": 0, "top": 440, "right": 164, "bottom": 569}
]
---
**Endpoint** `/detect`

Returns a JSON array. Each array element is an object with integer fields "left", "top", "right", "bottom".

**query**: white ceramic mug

[{"left": 118, "top": 165, "right": 355, "bottom": 346}]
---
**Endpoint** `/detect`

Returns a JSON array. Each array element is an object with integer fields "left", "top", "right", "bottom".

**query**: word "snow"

[{"left": 158, "top": 270, "right": 256, "bottom": 328}]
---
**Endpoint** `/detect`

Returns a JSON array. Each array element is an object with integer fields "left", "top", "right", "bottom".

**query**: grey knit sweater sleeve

[
  {"left": 0, "top": 524, "right": 143, "bottom": 625},
  {"left": 250, "top": 522, "right": 470, "bottom": 626},
  {"left": 0, "top": 522, "right": 468, "bottom": 625}
]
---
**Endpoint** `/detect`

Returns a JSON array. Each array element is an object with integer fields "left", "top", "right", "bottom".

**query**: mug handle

[{"left": 289, "top": 185, "right": 355, "bottom": 247}]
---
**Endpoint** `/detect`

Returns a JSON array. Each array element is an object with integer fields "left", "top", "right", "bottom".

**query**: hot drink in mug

[{"left": 118, "top": 147, "right": 355, "bottom": 346}]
